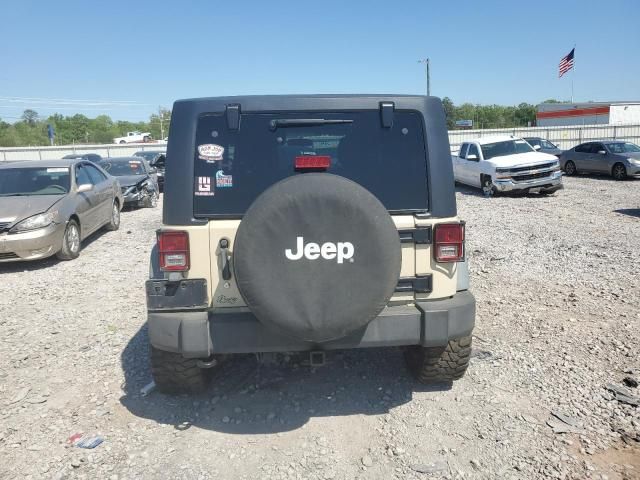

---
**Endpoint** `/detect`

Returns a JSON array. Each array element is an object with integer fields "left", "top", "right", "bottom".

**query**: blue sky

[{"left": 1, "top": 0, "right": 638, "bottom": 121}]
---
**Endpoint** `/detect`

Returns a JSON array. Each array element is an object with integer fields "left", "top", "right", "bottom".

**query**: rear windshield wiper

[{"left": 269, "top": 118, "right": 353, "bottom": 131}]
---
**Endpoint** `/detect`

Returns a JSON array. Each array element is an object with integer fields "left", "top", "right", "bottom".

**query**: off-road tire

[
  {"left": 404, "top": 336, "right": 472, "bottom": 383},
  {"left": 56, "top": 220, "right": 81, "bottom": 261},
  {"left": 104, "top": 201, "right": 120, "bottom": 231},
  {"left": 612, "top": 163, "right": 627, "bottom": 181},
  {"left": 150, "top": 346, "right": 214, "bottom": 394},
  {"left": 564, "top": 160, "right": 576, "bottom": 176}
]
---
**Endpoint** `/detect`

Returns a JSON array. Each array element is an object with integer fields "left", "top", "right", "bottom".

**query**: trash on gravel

[
  {"left": 68, "top": 432, "right": 104, "bottom": 449},
  {"left": 410, "top": 461, "right": 448, "bottom": 474},
  {"left": 361, "top": 455, "right": 373, "bottom": 467},
  {"left": 140, "top": 381, "right": 156, "bottom": 396},
  {"left": 551, "top": 411, "right": 582, "bottom": 428},
  {"left": 8, "top": 386, "right": 31, "bottom": 404},
  {"left": 546, "top": 411, "right": 585, "bottom": 434},
  {"left": 605, "top": 384, "right": 640, "bottom": 407},
  {"left": 76, "top": 435, "right": 104, "bottom": 449},
  {"left": 622, "top": 376, "right": 638, "bottom": 388}
]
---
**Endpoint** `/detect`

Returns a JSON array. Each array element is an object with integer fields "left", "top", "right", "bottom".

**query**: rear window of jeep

[{"left": 193, "top": 111, "right": 428, "bottom": 216}]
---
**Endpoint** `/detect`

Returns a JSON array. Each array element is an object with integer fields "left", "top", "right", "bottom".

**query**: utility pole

[
  {"left": 418, "top": 58, "right": 431, "bottom": 96},
  {"left": 158, "top": 107, "right": 164, "bottom": 140}
]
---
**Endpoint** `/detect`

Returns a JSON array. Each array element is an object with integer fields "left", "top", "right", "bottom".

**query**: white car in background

[
  {"left": 113, "top": 131, "right": 152, "bottom": 144},
  {"left": 451, "top": 135, "right": 564, "bottom": 196}
]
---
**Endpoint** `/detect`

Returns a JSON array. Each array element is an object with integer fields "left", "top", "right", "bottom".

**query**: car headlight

[
  {"left": 629, "top": 157, "right": 640, "bottom": 165},
  {"left": 11, "top": 211, "right": 58, "bottom": 232}
]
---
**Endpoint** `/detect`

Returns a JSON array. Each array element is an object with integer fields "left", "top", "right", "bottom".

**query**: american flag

[{"left": 559, "top": 48, "right": 575, "bottom": 77}]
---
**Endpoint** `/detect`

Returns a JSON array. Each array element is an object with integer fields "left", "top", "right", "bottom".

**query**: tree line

[
  {"left": 0, "top": 99, "right": 565, "bottom": 147},
  {"left": 442, "top": 98, "right": 564, "bottom": 130},
  {"left": 0, "top": 108, "right": 171, "bottom": 147}
]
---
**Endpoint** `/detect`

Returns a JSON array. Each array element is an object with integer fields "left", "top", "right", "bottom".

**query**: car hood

[
  {"left": 487, "top": 151, "right": 558, "bottom": 168},
  {"left": 0, "top": 195, "right": 65, "bottom": 224},
  {"left": 116, "top": 175, "right": 150, "bottom": 188}
]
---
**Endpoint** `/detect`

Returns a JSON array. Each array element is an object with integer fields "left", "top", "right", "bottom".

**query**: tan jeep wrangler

[{"left": 146, "top": 95, "right": 475, "bottom": 393}]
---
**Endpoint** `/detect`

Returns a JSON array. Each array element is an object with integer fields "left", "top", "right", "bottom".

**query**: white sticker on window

[
  {"left": 194, "top": 176, "right": 215, "bottom": 196},
  {"left": 198, "top": 144, "right": 224, "bottom": 162},
  {"left": 47, "top": 168, "right": 68, "bottom": 173}
]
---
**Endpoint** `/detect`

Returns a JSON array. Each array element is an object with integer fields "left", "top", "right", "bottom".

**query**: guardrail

[
  {"left": 0, "top": 142, "right": 167, "bottom": 162},
  {"left": 2, "top": 123, "right": 640, "bottom": 161}
]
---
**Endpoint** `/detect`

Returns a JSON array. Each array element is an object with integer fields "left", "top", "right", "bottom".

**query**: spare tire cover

[{"left": 233, "top": 173, "right": 401, "bottom": 343}]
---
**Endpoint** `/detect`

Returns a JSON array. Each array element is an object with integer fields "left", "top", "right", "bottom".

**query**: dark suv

[{"left": 146, "top": 95, "right": 476, "bottom": 393}]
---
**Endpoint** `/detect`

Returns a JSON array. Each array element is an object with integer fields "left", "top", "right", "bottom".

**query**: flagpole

[{"left": 571, "top": 44, "right": 576, "bottom": 103}]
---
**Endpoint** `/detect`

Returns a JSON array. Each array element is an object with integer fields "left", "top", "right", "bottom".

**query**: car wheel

[
  {"left": 481, "top": 175, "right": 495, "bottom": 197},
  {"left": 564, "top": 160, "right": 577, "bottom": 176},
  {"left": 404, "top": 336, "right": 472, "bottom": 383},
  {"left": 56, "top": 220, "right": 81, "bottom": 260},
  {"left": 144, "top": 191, "right": 159, "bottom": 208},
  {"left": 150, "top": 346, "right": 219, "bottom": 394},
  {"left": 119, "top": 140, "right": 126, "bottom": 144},
  {"left": 104, "top": 201, "right": 121, "bottom": 231},
  {"left": 143, "top": 136, "right": 150, "bottom": 143},
  {"left": 612, "top": 163, "right": 627, "bottom": 181}
]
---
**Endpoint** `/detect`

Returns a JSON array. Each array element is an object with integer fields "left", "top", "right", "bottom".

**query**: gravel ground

[{"left": 1, "top": 175, "right": 639, "bottom": 480}]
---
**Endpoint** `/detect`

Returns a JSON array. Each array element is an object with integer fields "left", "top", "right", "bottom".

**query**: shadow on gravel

[
  {"left": 455, "top": 184, "right": 560, "bottom": 199},
  {"left": 0, "top": 228, "right": 110, "bottom": 274},
  {"left": 614, "top": 208, "right": 640, "bottom": 218},
  {"left": 120, "top": 324, "right": 451, "bottom": 434}
]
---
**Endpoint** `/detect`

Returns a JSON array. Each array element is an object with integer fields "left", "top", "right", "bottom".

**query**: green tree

[{"left": 21, "top": 109, "right": 39, "bottom": 125}]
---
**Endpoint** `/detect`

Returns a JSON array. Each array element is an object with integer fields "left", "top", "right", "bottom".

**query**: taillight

[
  {"left": 295, "top": 155, "right": 331, "bottom": 171},
  {"left": 158, "top": 231, "right": 190, "bottom": 271},
  {"left": 434, "top": 223, "right": 465, "bottom": 262}
]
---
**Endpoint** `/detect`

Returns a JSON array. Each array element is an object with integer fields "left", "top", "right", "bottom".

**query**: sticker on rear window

[
  {"left": 194, "top": 176, "right": 215, "bottom": 196},
  {"left": 215, "top": 170, "right": 233, "bottom": 188},
  {"left": 47, "top": 168, "right": 68, "bottom": 173},
  {"left": 198, "top": 144, "right": 224, "bottom": 162}
]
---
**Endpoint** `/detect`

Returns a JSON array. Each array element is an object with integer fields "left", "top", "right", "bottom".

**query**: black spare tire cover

[{"left": 233, "top": 173, "right": 401, "bottom": 343}]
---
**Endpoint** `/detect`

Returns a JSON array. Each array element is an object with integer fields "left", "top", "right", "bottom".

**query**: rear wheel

[
  {"left": 150, "top": 346, "right": 217, "bottom": 394},
  {"left": 104, "top": 201, "right": 120, "bottom": 231},
  {"left": 56, "top": 220, "right": 81, "bottom": 260},
  {"left": 404, "top": 336, "right": 472, "bottom": 383},
  {"left": 564, "top": 160, "right": 576, "bottom": 176},
  {"left": 119, "top": 140, "right": 126, "bottom": 144},
  {"left": 612, "top": 163, "right": 627, "bottom": 181}
]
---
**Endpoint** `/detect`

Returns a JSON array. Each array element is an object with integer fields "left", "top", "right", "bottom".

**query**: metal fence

[
  {"left": 2, "top": 123, "right": 640, "bottom": 161},
  {"left": 448, "top": 123, "right": 640, "bottom": 152}
]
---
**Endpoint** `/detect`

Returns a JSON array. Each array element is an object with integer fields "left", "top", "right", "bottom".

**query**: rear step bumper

[{"left": 147, "top": 283, "right": 475, "bottom": 358}]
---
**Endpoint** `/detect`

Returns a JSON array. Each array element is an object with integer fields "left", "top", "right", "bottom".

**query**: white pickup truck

[
  {"left": 452, "top": 135, "right": 563, "bottom": 196},
  {"left": 113, "top": 131, "right": 152, "bottom": 144}
]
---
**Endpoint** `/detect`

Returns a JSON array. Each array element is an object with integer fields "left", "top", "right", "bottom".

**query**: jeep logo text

[{"left": 285, "top": 236, "right": 354, "bottom": 264}]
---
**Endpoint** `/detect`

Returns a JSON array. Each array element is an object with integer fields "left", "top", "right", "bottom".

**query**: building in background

[{"left": 536, "top": 101, "right": 640, "bottom": 126}]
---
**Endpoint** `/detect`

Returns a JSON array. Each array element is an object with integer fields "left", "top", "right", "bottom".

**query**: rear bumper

[{"left": 146, "top": 278, "right": 476, "bottom": 358}]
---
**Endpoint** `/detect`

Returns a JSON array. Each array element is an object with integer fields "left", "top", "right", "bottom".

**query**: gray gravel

[{"left": 1, "top": 176, "right": 639, "bottom": 480}]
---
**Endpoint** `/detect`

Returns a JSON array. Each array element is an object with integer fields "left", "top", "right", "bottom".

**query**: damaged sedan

[{"left": 99, "top": 157, "right": 159, "bottom": 208}]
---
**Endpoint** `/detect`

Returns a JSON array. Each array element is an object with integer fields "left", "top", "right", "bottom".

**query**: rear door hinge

[
  {"left": 398, "top": 226, "right": 432, "bottom": 244},
  {"left": 395, "top": 275, "right": 432, "bottom": 293}
]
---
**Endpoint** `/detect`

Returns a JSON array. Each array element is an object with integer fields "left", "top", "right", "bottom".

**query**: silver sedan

[
  {"left": 559, "top": 141, "right": 640, "bottom": 180},
  {"left": 0, "top": 159, "right": 123, "bottom": 263}
]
